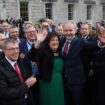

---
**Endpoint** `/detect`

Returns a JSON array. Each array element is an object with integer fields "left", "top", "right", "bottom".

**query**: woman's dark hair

[{"left": 43, "top": 32, "right": 60, "bottom": 50}]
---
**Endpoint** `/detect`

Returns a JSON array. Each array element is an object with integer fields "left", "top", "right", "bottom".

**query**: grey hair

[
  {"left": 23, "top": 25, "right": 35, "bottom": 34},
  {"left": 63, "top": 21, "right": 78, "bottom": 32},
  {"left": 2, "top": 38, "right": 18, "bottom": 49}
]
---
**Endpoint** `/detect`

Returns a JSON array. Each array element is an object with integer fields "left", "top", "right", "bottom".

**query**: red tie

[
  {"left": 14, "top": 63, "right": 28, "bottom": 98},
  {"left": 63, "top": 41, "right": 70, "bottom": 55},
  {"left": 14, "top": 63, "right": 24, "bottom": 83}
]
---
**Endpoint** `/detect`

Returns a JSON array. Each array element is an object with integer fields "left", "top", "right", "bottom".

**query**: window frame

[
  {"left": 20, "top": 1, "right": 29, "bottom": 21},
  {"left": 102, "top": 5, "right": 105, "bottom": 19},
  {"left": 68, "top": 4, "right": 74, "bottom": 20},
  {"left": 45, "top": 3, "right": 53, "bottom": 19},
  {"left": 87, "top": 5, "right": 92, "bottom": 20}
]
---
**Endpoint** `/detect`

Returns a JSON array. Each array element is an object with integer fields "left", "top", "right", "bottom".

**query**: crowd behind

[{"left": 0, "top": 16, "right": 105, "bottom": 105}]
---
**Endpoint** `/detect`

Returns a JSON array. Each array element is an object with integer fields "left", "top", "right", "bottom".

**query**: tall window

[
  {"left": 103, "top": 6, "right": 105, "bottom": 19},
  {"left": 45, "top": 3, "right": 53, "bottom": 19},
  {"left": 20, "top": 1, "right": 29, "bottom": 21},
  {"left": 68, "top": 4, "right": 74, "bottom": 20},
  {"left": 87, "top": 5, "right": 92, "bottom": 20}
]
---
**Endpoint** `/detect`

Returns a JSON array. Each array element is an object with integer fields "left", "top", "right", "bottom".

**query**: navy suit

[
  {"left": 19, "top": 40, "right": 29, "bottom": 54},
  {"left": 19, "top": 40, "right": 39, "bottom": 105},
  {"left": 19, "top": 40, "right": 32, "bottom": 73},
  {"left": 61, "top": 36, "right": 97, "bottom": 105},
  {"left": 19, "top": 39, "right": 38, "bottom": 74}
]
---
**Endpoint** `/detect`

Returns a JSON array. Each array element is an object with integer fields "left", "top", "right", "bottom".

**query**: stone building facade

[{"left": 0, "top": 0, "right": 105, "bottom": 24}]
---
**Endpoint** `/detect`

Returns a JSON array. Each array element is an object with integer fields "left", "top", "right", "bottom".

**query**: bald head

[{"left": 63, "top": 22, "right": 77, "bottom": 39}]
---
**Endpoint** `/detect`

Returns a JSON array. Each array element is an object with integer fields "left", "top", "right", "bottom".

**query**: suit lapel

[{"left": 24, "top": 41, "right": 29, "bottom": 54}]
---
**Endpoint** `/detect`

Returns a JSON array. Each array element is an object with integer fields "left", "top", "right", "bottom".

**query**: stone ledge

[
  {"left": 84, "top": 0, "right": 96, "bottom": 5},
  {"left": 65, "top": 0, "right": 78, "bottom": 3}
]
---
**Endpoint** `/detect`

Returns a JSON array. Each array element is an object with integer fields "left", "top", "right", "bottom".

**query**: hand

[
  {"left": 36, "top": 29, "right": 47, "bottom": 43},
  {"left": 25, "top": 75, "right": 37, "bottom": 88}
]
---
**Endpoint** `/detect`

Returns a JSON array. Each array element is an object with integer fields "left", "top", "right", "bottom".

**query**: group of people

[{"left": 0, "top": 18, "right": 105, "bottom": 105}]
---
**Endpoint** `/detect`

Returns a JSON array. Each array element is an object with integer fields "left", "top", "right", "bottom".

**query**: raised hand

[{"left": 36, "top": 29, "right": 47, "bottom": 43}]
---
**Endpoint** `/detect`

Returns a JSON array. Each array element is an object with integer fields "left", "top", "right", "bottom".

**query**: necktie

[
  {"left": 63, "top": 41, "right": 70, "bottom": 55},
  {"left": 14, "top": 63, "right": 24, "bottom": 83},
  {"left": 14, "top": 63, "right": 28, "bottom": 99}
]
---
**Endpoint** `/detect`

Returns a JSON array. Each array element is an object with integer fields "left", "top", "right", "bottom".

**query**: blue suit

[
  {"left": 19, "top": 39, "right": 39, "bottom": 105},
  {"left": 19, "top": 40, "right": 38, "bottom": 75}
]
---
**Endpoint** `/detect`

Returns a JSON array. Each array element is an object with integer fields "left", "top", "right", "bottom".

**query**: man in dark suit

[
  {"left": 19, "top": 25, "right": 39, "bottom": 105},
  {"left": 79, "top": 23, "right": 97, "bottom": 105},
  {"left": 19, "top": 25, "right": 39, "bottom": 76},
  {"left": 92, "top": 27, "right": 105, "bottom": 105},
  {"left": 0, "top": 38, "right": 37, "bottom": 105},
  {"left": 62, "top": 22, "right": 96, "bottom": 105}
]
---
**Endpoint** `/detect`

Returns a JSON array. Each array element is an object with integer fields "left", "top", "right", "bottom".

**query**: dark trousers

[
  {"left": 92, "top": 72, "right": 105, "bottom": 105},
  {"left": 24, "top": 98, "right": 29, "bottom": 105},
  {"left": 64, "top": 80, "right": 85, "bottom": 105},
  {"left": 85, "top": 76, "right": 94, "bottom": 105},
  {"left": 31, "top": 80, "right": 39, "bottom": 105}
]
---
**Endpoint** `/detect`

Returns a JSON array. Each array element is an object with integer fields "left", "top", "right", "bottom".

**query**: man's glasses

[
  {"left": 26, "top": 31, "right": 36, "bottom": 34},
  {"left": 6, "top": 47, "right": 19, "bottom": 52}
]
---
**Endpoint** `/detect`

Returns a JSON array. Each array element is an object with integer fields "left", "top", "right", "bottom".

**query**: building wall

[{"left": 0, "top": 0, "right": 104, "bottom": 24}]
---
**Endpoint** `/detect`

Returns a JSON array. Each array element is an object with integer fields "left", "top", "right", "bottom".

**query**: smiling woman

[{"left": 27, "top": 32, "right": 65, "bottom": 105}]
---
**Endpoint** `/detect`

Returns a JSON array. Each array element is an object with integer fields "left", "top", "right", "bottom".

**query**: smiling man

[{"left": 0, "top": 38, "right": 37, "bottom": 105}]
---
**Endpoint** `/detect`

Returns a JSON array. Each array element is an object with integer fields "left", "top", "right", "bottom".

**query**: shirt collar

[
  {"left": 5, "top": 56, "right": 16, "bottom": 68},
  {"left": 27, "top": 40, "right": 35, "bottom": 44}
]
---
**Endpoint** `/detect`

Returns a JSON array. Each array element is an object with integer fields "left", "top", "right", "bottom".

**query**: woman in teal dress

[{"left": 28, "top": 32, "right": 65, "bottom": 105}]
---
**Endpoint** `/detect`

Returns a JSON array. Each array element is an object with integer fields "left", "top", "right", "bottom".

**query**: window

[
  {"left": 68, "top": 4, "right": 74, "bottom": 20},
  {"left": 87, "top": 5, "right": 92, "bottom": 20},
  {"left": 102, "top": 5, "right": 105, "bottom": 19},
  {"left": 20, "top": 1, "right": 29, "bottom": 21},
  {"left": 45, "top": 3, "right": 53, "bottom": 19}
]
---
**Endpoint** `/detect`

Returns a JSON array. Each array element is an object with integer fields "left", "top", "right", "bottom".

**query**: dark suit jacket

[
  {"left": 61, "top": 36, "right": 97, "bottom": 84},
  {"left": 20, "top": 40, "right": 39, "bottom": 105},
  {"left": 81, "top": 36, "right": 97, "bottom": 78},
  {"left": 0, "top": 56, "right": 34, "bottom": 105},
  {"left": 19, "top": 40, "right": 33, "bottom": 75},
  {"left": 19, "top": 40, "right": 29, "bottom": 55}
]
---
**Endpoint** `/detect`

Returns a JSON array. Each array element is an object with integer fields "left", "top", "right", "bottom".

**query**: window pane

[
  {"left": 87, "top": 5, "right": 92, "bottom": 20},
  {"left": 103, "top": 6, "right": 105, "bottom": 19},
  {"left": 68, "top": 4, "right": 73, "bottom": 20},
  {"left": 45, "top": 3, "right": 52, "bottom": 19},
  {"left": 20, "top": 1, "right": 29, "bottom": 21}
]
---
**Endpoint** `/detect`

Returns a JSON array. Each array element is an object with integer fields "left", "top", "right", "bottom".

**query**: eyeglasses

[
  {"left": 26, "top": 31, "right": 36, "bottom": 34},
  {"left": 6, "top": 47, "right": 19, "bottom": 52}
]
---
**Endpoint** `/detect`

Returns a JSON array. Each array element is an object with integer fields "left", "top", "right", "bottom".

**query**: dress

[{"left": 39, "top": 57, "right": 65, "bottom": 105}]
